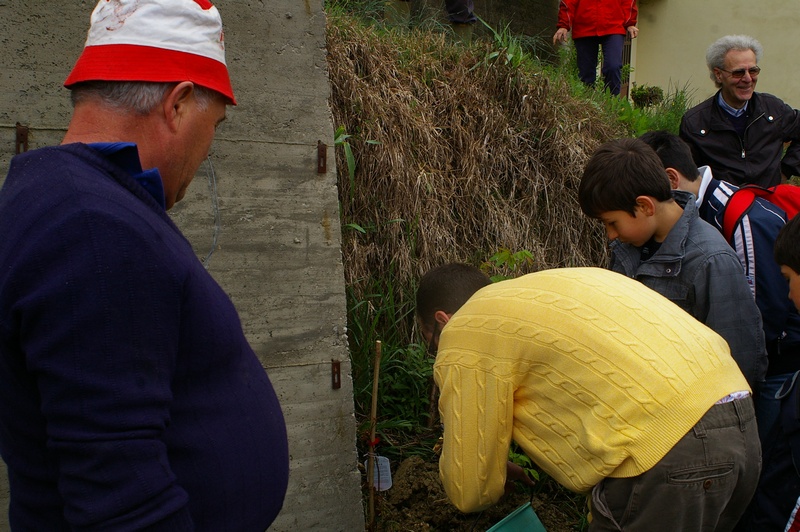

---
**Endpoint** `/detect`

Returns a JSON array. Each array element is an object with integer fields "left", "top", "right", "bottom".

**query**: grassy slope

[{"left": 325, "top": 5, "right": 691, "bottom": 529}]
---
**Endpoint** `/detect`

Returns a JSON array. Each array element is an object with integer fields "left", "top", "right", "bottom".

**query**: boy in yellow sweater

[{"left": 417, "top": 264, "right": 760, "bottom": 530}]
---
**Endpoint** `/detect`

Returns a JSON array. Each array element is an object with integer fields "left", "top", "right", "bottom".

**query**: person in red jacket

[{"left": 553, "top": 0, "right": 639, "bottom": 96}]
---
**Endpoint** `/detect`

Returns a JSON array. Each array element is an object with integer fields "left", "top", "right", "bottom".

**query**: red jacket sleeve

[
  {"left": 557, "top": 0, "right": 577, "bottom": 30},
  {"left": 624, "top": 0, "right": 638, "bottom": 27}
]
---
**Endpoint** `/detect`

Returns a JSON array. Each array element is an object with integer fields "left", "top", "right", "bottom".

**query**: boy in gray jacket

[{"left": 578, "top": 138, "right": 767, "bottom": 390}]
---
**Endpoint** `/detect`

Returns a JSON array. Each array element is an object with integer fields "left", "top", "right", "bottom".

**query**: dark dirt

[{"left": 366, "top": 455, "right": 583, "bottom": 531}]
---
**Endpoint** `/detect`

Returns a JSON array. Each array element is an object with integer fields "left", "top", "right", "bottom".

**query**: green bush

[{"left": 630, "top": 83, "right": 664, "bottom": 108}]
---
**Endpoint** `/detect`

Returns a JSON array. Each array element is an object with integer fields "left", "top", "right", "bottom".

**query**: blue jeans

[
  {"left": 755, "top": 372, "right": 793, "bottom": 445},
  {"left": 574, "top": 34, "right": 625, "bottom": 95}
]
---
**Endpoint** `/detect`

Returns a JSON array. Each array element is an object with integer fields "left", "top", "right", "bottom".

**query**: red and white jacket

[
  {"left": 557, "top": 0, "right": 638, "bottom": 39},
  {"left": 788, "top": 496, "right": 800, "bottom": 532}
]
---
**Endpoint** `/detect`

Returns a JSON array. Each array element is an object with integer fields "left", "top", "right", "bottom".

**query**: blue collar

[
  {"left": 717, "top": 92, "right": 748, "bottom": 117},
  {"left": 88, "top": 142, "right": 166, "bottom": 209}
]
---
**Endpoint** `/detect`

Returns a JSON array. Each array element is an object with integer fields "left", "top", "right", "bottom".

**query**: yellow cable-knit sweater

[{"left": 434, "top": 267, "right": 750, "bottom": 513}]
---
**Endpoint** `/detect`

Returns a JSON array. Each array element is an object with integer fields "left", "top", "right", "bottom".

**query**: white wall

[{"left": 632, "top": 0, "right": 799, "bottom": 108}]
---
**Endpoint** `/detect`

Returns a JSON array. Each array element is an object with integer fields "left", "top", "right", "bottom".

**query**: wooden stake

[{"left": 367, "top": 340, "right": 382, "bottom": 530}]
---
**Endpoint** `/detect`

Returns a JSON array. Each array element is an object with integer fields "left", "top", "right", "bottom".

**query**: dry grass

[
  {"left": 327, "top": 18, "right": 629, "bottom": 528},
  {"left": 327, "top": 14, "right": 624, "bottom": 341}
]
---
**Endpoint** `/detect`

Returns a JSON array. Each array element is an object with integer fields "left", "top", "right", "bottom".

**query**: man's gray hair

[
  {"left": 70, "top": 81, "right": 217, "bottom": 114},
  {"left": 706, "top": 35, "right": 763, "bottom": 87}
]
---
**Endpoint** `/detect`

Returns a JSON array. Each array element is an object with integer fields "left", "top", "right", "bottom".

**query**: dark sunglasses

[{"left": 719, "top": 66, "right": 761, "bottom": 79}]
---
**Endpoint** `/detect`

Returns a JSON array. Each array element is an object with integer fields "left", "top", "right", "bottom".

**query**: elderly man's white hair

[
  {"left": 70, "top": 81, "right": 217, "bottom": 115},
  {"left": 706, "top": 35, "right": 764, "bottom": 87}
]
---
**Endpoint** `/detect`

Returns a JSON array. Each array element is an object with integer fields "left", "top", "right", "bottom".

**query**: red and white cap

[{"left": 64, "top": 0, "right": 236, "bottom": 104}]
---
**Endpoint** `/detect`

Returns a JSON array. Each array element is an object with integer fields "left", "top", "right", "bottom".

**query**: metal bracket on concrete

[
  {"left": 317, "top": 140, "right": 327, "bottom": 174},
  {"left": 331, "top": 359, "right": 341, "bottom": 389},
  {"left": 15, "top": 122, "right": 29, "bottom": 154}
]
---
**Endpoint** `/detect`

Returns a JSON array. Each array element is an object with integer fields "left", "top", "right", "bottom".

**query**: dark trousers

[
  {"left": 589, "top": 397, "right": 761, "bottom": 531},
  {"left": 574, "top": 34, "right": 625, "bottom": 95},
  {"left": 444, "top": 0, "right": 476, "bottom": 24}
]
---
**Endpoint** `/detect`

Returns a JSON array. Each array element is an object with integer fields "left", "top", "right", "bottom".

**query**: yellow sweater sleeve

[{"left": 435, "top": 362, "right": 515, "bottom": 513}]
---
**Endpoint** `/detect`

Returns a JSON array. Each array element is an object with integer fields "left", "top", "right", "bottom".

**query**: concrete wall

[
  {"left": 633, "top": 0, "right": 799, "bottom": 108},
  {"left": 0, "top": 1, "right": 364, "bottom": 531}
]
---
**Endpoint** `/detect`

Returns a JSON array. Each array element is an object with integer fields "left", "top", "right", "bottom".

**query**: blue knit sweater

[{"left": 0, "top": 144, "right": 289, "bottom": 531}]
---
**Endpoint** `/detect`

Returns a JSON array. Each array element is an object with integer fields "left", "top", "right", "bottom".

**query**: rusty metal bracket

[
  {"left": 15, "top": 122, "right": 29, "bottom": 154},
  {"left": 331, "top": 359, "right": 341, "bottom": 389},
  {"left": 317, "top": 140, "right": 327, "bottom": 174}
]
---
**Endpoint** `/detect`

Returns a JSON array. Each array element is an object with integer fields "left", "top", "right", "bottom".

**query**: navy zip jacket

[
  {"left": 0, "top": 144, "right": 289, "bottom": 531},
  {"left": 696, "top": 169, "right": 800, "bottom": 376},
  {"left": 680, "top": 91, "right": 800, "bottom": 188}
]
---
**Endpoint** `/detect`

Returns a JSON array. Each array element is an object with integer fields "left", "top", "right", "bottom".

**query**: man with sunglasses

[{"left": 680, "top": 35, "right": 800, "bottom": 188}]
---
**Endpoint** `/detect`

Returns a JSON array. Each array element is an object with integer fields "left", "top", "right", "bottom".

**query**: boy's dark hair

[
  {"left": 416, "top": 263, "right": 492, "bottom": 329},
  {"left": 578, "top": 138, "right": 673, "bottom": 219},
  {"left": 638, "top": 130, "right": 701, "bottom": 182},
  {"left": 775, "top": 215, "right": 800, "bottom": 272}
]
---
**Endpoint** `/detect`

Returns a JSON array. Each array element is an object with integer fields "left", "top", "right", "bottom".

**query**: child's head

[
  {"left": 578, "top": 138, "right": 673, "bottom": 219},
  {"left": 775, "top": 215, "right": 800, "bottom": 311},
  {"left": 638, "top": 130, "right": 701, "bottom": 184},
  {"left": 416, "top": 263, "right": 491, "bottom": 354}
]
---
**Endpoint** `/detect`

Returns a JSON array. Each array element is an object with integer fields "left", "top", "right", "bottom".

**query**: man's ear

[
  {"left": 665, "top": 167, "right": 682, "bottom": 190},
  {"left": 162, "top": 81, "right": 196, "bottom": 133},
  {"left": 433, "top": 310, "right": 451, "bottom": 327},
  {"left": 634, "top": 195, "right": 657, "bottom": 216}
]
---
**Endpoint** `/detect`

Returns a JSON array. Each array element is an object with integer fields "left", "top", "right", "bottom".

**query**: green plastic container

[{"left": 486, "top": 502, "right": 547, "bottom": 532}]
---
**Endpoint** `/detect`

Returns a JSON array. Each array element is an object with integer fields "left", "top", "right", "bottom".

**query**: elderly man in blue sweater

[{"left": 0, "top": 1, "right": 289, "bottom": 530}]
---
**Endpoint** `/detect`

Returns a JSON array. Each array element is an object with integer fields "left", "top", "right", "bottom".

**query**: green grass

[{"left": 544, "top": 44, "right": 693, "bottom": 136}]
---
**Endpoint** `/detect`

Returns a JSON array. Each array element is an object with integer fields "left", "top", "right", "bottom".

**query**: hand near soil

[
  {"left": 504, "top": 461, "right": 535, "bottom": 495},
  {"left": 553, "top": 28, "right": 569, "bottom": 45},
  {"left": 627, "top": 26, "right": 639, "bottom": 39}
]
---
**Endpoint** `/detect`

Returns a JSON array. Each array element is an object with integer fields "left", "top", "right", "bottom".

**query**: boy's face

[
  {"left": 418, "top": 311, "right": 453, "bottom": 356},
  {"left": 780, "top": 265, "right": 800, "bottom": 311},
  {"left": 598, "top": 207, "right": 655, "bottom": 247},
  {"left": 418, "top": 317, "right": 440, "bottom": 356}
]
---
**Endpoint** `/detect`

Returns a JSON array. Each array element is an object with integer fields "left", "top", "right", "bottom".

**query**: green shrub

[{"left": 630, "top": 83, "right": 664, "bottom": 108}]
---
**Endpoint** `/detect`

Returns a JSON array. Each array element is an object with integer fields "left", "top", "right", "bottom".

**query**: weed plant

[{"left": 347, "top": 274, "right": 440, "bottom": 462}]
